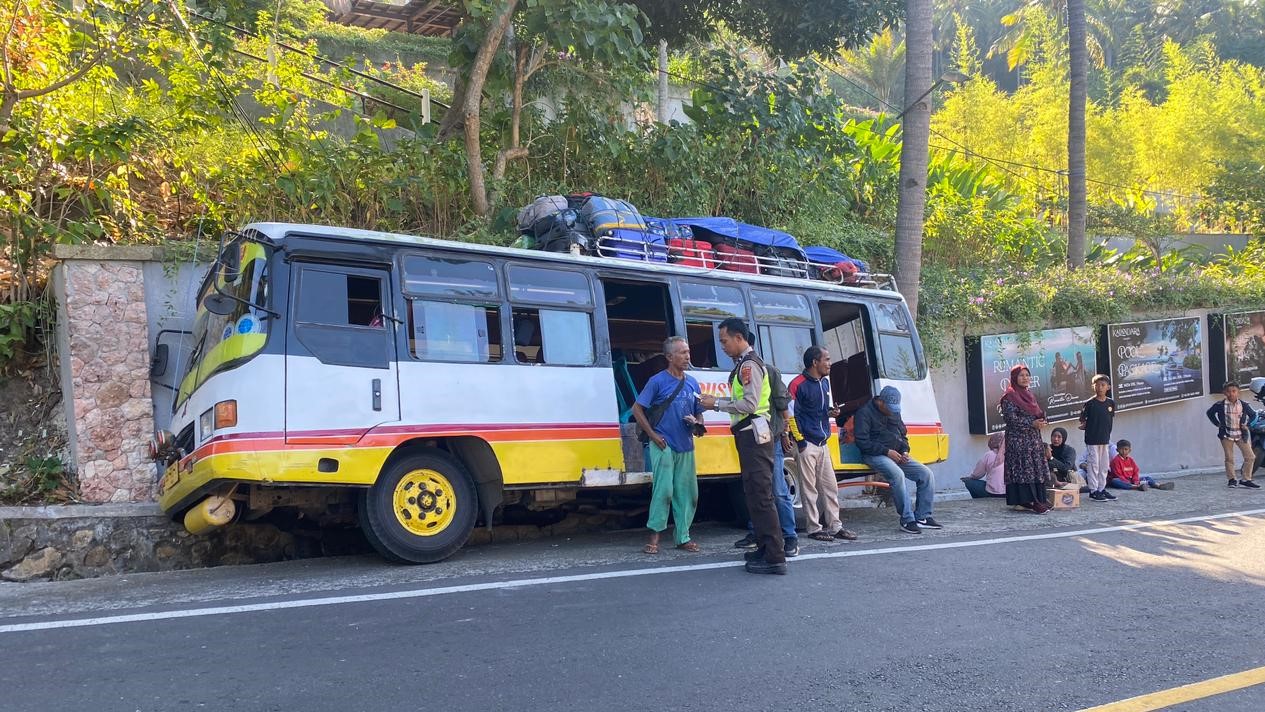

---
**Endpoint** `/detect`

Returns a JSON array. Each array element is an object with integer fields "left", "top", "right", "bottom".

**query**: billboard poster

[
  {"left": 1105, "top": 317, "right": 1204, "bottom": 411},
  {"left": 1223, "top": 310, "right": 1265, "bottom": 386},
  {"left": 970, "top": 327, "right": 1098, "bottom": 434}
]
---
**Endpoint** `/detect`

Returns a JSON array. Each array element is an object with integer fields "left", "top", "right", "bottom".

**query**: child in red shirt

[{"left": 1108, "top": 439, "right": 1175, "bottom": 491}]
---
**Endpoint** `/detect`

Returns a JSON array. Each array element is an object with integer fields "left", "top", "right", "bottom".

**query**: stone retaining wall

[
  {"left": 0, "top": 504, "right": 306, "bottom": 582},
  {"left": 54, "top": 246, "right": 161, "bottom": 503}
]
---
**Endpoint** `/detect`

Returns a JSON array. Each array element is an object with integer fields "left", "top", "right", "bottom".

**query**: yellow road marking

[{"left": 1080, "top": 666, "right": 1265, "bottom": 711}]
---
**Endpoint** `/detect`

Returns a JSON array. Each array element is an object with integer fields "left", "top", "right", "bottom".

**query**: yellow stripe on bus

[{"left": 158, "top": 432, "right": 947, "bottom": 511}]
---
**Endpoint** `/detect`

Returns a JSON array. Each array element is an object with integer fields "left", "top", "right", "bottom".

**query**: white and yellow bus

[{"left": 151, "top": 222, "right": 947, "bottom": 562}]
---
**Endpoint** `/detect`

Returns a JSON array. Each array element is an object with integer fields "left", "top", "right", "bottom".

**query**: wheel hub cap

[{"left": 393, "top": 469, "right": 456, "bottom": 536}]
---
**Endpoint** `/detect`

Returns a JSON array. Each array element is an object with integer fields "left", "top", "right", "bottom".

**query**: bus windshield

[{"left": 176, "top": 238, "right": 272, "bottom": 407}]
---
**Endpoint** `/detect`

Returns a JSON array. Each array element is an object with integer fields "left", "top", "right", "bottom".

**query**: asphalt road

[{"left": 3, "top": 494, "right": 1265, "bottom": 711}]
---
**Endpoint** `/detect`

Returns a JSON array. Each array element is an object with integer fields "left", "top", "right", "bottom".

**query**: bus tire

[{"left": 359, "top": 450, "right": 478, "bottom": 564}]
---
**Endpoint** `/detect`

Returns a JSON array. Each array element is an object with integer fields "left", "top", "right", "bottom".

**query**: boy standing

[
  {"left": 1206, "top": 382, "right": 1262, "bottom": 489},
  {"left": 1079, "top": 375, "right": 1117, "bottom": 502},
  {"left": 1108, "top": 439, "right": 1175, "bottom": 491}
]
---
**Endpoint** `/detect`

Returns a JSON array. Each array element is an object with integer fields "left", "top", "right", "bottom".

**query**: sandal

[
  {"left": 675, "top": 541, "right": 701, "bottom": 553},
  {"left": 833, "top": 528, "right": 859, "bottom": 541},
  {"left": 643, "top": 543, "right": 659, "bottom": 554},
  {"left": 808, "top": 531, "right": 834, "bottom": 542}
]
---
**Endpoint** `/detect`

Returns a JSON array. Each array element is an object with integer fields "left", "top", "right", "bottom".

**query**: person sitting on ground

[
  {"left": 855, "top": 386, "right": 942, "bottom": 533},
  {"left": 1108, "top": 439, "right": 1175, "bottom": 491},
  {"left": 962, "top": 433, "right": 1005, "bottom": 499},
  {"left": 1048, "top": 427, "right": 1080, "bottom": 490}
]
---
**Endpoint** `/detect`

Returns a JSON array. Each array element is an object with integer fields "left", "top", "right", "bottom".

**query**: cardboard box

[{"left": 1047, "top": 487, "right": 1080, "bottom": 509}]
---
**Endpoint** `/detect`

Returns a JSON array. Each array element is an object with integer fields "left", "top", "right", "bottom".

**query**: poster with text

[
  {"left": 1224, "top": 311, "right": 1265, "bottom": 386},
  {"left": 976, "top": 327, "right": 1098, "bottom": 433},
  {"left": 1106, "top": 317, "right": 1204, "bottom": 411}
]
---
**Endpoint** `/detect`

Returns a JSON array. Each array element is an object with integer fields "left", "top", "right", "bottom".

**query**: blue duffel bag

[{"left": 595, "top": 228, "right": 668, "bottom": 263}]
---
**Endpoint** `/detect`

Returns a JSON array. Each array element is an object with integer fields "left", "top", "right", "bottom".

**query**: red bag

[
  {"left": 668, "top": 239, "right": 715, "bottom": 268},
  {"left": 714, "top": 243, "right": 758, "bottom": 273}
]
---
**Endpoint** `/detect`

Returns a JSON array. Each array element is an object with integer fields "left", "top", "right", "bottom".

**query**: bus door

[
  {"left": 285, "top": 262, "right": 401, "bottom": 444},
  {"left": 817, "top": 298, "right": 875, "bottom": 467},
  {"left": 600, "top": 278, "right": 676, "bottom": 473}
]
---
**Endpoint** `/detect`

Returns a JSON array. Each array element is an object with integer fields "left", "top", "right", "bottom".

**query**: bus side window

[
  {"left": 507, "top": 265, "right": 595, "bottom": 366},
  {"left": 298, "top": 271, "right": 382, "bottom": 327},
  {"left": 513, "top": 309, "right": 594, "bottom": 365},
  {"left": 757, "top": 324, "right": 814, "bottom": 374},
  {"left": 680, "top": 281, "right": 747, "bottom": 370},
  {"left": 294, "top": 266, "right": 390, "bottom": 369},
  {"left": 409, "top": 301, "right": 502, "bottom": 363},
  {"left": 873, "top": 302, "right": 923, "bottom": 380},
  {"left": 751, "top": 290, "right": 813, "bottom": 374}
]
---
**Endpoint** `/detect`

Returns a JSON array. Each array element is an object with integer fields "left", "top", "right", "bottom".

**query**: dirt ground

[{"left": 0, "top": 355, "right": 74, "bottom": 504}]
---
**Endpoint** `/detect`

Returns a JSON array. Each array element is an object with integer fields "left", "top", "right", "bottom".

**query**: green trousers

[{"left": 646, "top": 444, "right": 698, "bottom": 546}]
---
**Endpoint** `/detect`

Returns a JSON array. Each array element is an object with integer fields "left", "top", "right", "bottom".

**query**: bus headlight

[{"left": 200, "top": 400, "right": 238, "bottom": 442}]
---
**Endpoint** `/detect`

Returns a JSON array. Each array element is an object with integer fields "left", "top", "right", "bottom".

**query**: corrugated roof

[{"left": 324, "top": 0, "right": 463, "bottom": 37}]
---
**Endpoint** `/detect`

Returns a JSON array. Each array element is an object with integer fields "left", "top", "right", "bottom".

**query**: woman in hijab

[
  {"left": 1048, "top": 427, "right": 1080, "bottom": 490},
  {"left": 1001, "top": 365, "right": 1050, "bottom": 513}
]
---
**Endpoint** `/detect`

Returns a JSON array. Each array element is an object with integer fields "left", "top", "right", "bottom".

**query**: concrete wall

[
  {"left": 142, "top": 260, "right": 208, "bottom": 431},
  {"left": 926, "top": 314, "right": 1227, "bottom": 491}
]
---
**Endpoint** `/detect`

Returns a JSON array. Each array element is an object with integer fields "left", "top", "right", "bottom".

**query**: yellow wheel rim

[{"left": 392, "top": 469, "right": 457, "bottom": 536}]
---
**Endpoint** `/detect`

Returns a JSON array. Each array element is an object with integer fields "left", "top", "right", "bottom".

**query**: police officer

[{"left": 700, "top": 317, "right": 786, "bottom": 575}]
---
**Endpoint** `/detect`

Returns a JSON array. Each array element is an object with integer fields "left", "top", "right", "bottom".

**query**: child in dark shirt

[
  {"left": 1080, "top": 374, "right": 1117, "bottom": 502},
  {"left": 1108, "top": 439, "right": 1175, "bottom": 491}
]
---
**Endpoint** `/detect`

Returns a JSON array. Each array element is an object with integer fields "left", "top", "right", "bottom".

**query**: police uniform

[{"left": 714, "top": 347, "right": 785, "bottom": 565}]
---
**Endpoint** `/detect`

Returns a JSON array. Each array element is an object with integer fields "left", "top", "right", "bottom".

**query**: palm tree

[
  {"left": 894, "top": 0, "right": 933, "bottom": 314},
  {"left": 1067, "top": 0, "right": 1088, "bottom": 267},
  {"left": 827, "top": 27, "right": 906, "bottom": 109}
]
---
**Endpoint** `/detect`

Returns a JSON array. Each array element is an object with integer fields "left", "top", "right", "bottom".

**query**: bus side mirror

[
  {"left": 150, "top": 344, "right": 169, "bottom": 378},
  {"left": 203, "top": 293, "right": 235, "bottom": 316}
]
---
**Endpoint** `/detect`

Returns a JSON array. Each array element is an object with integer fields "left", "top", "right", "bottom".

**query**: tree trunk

[
  {"left": 436, "top": 74, "right": 467, "bottom": 141},
  {"left": 1066, "top": 0, "right": 1088, "bottom": 268},
  {"left": 461, "top": 0, "right": 518, "bottom": 218},
  {"left": 893, "top": 0, "right": 933, "bottom": 316},
  {"left": 657, "top": 39, "right": 669, "bottom": 123},
  {"left": 491, "top": 45, "right": 530, "bottom": 186}
]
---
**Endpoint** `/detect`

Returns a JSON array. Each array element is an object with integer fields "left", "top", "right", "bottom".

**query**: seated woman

[
  {"left": 1048, "top": 427, "right": 1081, "bottom": 491},
  {"left": 962, "top": 433, "right": 1006, "bottom": 498}
]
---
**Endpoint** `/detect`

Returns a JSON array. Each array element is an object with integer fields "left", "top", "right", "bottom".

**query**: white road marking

[{"left": 3, "top": 507, "right": 1264, "bottom": 634}]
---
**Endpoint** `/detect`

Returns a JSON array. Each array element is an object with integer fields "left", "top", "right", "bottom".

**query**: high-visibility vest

[{"left": 729, "top": 354, "right": 771, "bottom": 426}]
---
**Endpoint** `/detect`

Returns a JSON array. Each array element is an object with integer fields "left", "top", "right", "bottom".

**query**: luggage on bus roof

[
  {"left": 804, "top": 245, "right": 869, "bottom": 272},
  {"left": 673, "top": 218, "right": 808, "bottom": 277}
]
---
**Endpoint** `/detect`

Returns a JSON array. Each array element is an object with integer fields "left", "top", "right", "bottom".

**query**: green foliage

[
  {"left": 0, "top": 301, "right": 41, "bottom": 369},
  {"left": 0, "top": 455, "right": 73, "bottom": 505},
  {"left": 935, "top": 18, "right": 1265, "bottom": 233},
  {"left": 1204, "top": 159, "right": 1265, "bottom": 236},
  {"left": 630, "top": 0, "right": 902, "bottom": 55}
]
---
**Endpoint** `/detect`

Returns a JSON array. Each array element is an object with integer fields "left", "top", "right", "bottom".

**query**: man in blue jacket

[
  {"left": 788, "top": 346, "right": 858, "bottom": 542},
  {"left": 854, "top": 386, "right": 942, "bottom": 534},
  {"left": 1207, "top": 381, "right": 1262, "bottom": 488}
]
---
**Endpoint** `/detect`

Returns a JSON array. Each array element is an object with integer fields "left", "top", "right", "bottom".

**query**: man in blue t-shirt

[{"left": 633, "top": 336, "right": 706, "bottom": 554}]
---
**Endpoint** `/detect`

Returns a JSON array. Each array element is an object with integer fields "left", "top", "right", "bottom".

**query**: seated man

[
  {"left": 854, "top": 386, "right": 941, "bottom": 534},
  {"left": 962, "top": 433, "right": 1005, "bottom": 499}
]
